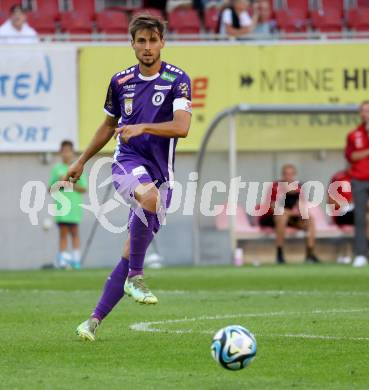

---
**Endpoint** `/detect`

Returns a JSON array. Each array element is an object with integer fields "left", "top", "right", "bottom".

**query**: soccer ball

[{"left": 211, "top": 325, "right": 257, "bottom": 370}]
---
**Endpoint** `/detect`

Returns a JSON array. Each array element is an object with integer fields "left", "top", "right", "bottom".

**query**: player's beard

[{"left": 140, "top": 53, "right": 160, "bottom": 68}]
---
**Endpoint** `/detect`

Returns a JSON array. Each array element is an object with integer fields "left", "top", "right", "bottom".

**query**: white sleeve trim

[
  {"left": 104, "top": 108, "right": 118, "bottom": 117},
  {"left": 173, "top": 98, "right": 192, "bottom": 114}
]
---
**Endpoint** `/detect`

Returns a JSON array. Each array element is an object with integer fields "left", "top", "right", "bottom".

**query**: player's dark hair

[
  {"left": 60, "top": 140, "right": 74, "bottom": 151},
  {"left": 129, "top": 15, "right": 166, "bottom": 40},
  {"left": 9, "top": 4, "right": 25, "bottom": 14}
]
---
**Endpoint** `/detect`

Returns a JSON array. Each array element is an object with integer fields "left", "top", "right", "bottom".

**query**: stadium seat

[
  {"left": 280, "top": 0, "right": 308, "bottom": 18},
  {"left": 96, "top": 10, "right": 129, "bottom": 34},
  {"left": 347, "top": 8, "right": 369, "bottom": 32},
  {"left": 131, "top": 8, "right": 164, "bottom": 20},
  {"left": 275, "top": 9, "right": 308, "bottom": 32},
  {"left": 215, "top": 203, "right": 261, "bottom": 235},
  {"left": 204, "top": 6, "right": 220, "bottom": 33},
  {"left": 0, "top": 0, "right": 22, "bottom": 14},
  {"left": 69, "top": 0, "right": 95, "bottom": 20},
  {"left": 34, "top": 0, "right": 60, "bottom": 21},
  {"left": 311, "top": 9, "right": 343, "bottom": 32},
  {"left": 168, "top": 8, "right": 201, "bottom": 34},
  {"left": 27, "top": 12, "right": 56, "bottom": 34},
  {"left": 316, "top": 0, "right": 344, "bottom": 16},
  {"left": 60, "top": 11, "right": 93, "bottom": 34},
  {"left": 0, "top": 10, "right": 6, "bottom": 24}
]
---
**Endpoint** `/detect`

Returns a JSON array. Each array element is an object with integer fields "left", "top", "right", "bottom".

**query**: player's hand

[
  {"left": 115, "top": 124, "right": 145, "bottom": 144},
  {"left": 63, "top": 160, "right": 84, "bottom": 183}
]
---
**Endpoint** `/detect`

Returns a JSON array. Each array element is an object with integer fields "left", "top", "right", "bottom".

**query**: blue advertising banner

[{"left": 0, "top": 45, "right": 77, "bottom": 152}]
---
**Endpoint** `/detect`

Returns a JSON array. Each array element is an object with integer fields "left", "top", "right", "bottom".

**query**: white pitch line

[
  {"left": 129, "top": 308, "right": 369, "bottom": 338},
  {"left": 269, "top": 333, "right": 369, "bottom": 342},
  {"left": 2, "top": 289, "right": 369, "bottom": 297}
]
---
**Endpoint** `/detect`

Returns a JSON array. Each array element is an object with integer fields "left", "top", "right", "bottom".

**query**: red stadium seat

[
  {"left": 96, "top": 10, "right": 129, "bottom": 34},
  {"left": 131, "top": 8, "right": 164, "bottom": 20},
  {"left": 0, "top": 0, "right": 22, "bottom": 14},
  {"left": 60, "top": 11, "right": 93, "bottom": 34},
  {"left": 70, "top": 0, "right": 95, "bottom": 20},
  {"left": 347, "top": 8, "right": 369, "bottom": 31},
  {"left": 283, "top": 0, "right": 309, "bottom": 18},
  {"left": 275, "top": 9, "right": 308, "bottom": 32},
  {"left": 204, "top": 7, "right": 219, "bottom": 33},
  {"left": 168, "top": 8, "right": 201, "bottom": 34},
  {"left": 317, "top": 0, "right": 344, "bottom": 16},
  {"left": 27, "top": 12, "right": 56, "bottom": 34},
  {"left": 34, "top": 0, "right": 60, "bottom": 21},
  {"left": 0, "top": 10, "right": 6, "bottom": 24},
  {"left": 358, "top": 0, "right": 369, "bottom": 5},
  {"left": 311, "top": 9, "right": 343, "bottom": 32}
]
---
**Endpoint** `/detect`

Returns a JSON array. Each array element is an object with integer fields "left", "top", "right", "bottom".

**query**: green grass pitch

[{"left": 0, "top": 264, "right": 368, "bottom": 389}]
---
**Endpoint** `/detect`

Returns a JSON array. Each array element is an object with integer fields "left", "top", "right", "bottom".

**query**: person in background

[
  {"left": 259, "top": 164, "right": 320, "bottom": 264},
  {"left": 0, "top": 4, "right": 38, "bottom": 44},
  {"left": 218, "top": 0, "right": 258, "bottom": 38},
  {"left": 345, "top": 101, "right": 369, "bottom": 267},
  {"left": 49, "top": 140, "right": 87, "bottom": 269},
  {"left": 327, "top": 169, "right": 369, "bottom": 264},
  {"left": 253, "top": 0, "right": 275, "bottom": 35}
]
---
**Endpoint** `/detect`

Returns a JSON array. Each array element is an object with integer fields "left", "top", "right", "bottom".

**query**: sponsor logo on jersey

[
  {"left": 118, "top": 73, "right": 134, "bottom": 85},
  {"left": 123, "top": 84, "right": 136, "bottom": 90},
  {"left": 124, "top": 98, "right": 133, "bottom": 115},
  {"left": 152, "top": 92, "right": 165, "bottom": 106},
  {"left": 178, "top": 82, "right": 189, "bottom": 98},
  {"left": 132, "top": 166, "right": 148, "bottom": 176},
  {"left": 161, "top": 72, "right": 177, "bottom": 83},
  {"left": 123, "top": 93, "right": 134, "bottom": 98},
  {"left": 154, "top": 84, "right": 172, "bottom": 91}
]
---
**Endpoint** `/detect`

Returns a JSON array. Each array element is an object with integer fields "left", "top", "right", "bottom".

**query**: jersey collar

[{"left": 137, "top": 61, "right": 166, "bottom": 81}]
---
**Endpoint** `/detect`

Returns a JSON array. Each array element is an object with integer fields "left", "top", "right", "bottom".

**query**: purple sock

[
  {"left": 128, "top": 208, "right": 157, "bottom": 278},
  {"left": 92, "top": 257, "right": 129, "bottom": 321}
]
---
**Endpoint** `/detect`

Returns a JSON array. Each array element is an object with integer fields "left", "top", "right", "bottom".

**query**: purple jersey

[{"left": 104, "top": 61, "right": 192, "bottom": 185}]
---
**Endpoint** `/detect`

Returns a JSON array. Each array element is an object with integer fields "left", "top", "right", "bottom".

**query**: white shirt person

[{"left": 0, "top": 5, "right": 39, "bottom": 44}]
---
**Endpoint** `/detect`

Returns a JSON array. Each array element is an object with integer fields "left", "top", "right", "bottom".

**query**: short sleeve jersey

[{"left": 104, "top": 61, "right": 192, "bottom": 184}]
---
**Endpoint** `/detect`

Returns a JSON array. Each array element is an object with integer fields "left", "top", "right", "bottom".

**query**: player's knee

[{"left": 138, "top": 187, "right": 160, "bottom": 213}]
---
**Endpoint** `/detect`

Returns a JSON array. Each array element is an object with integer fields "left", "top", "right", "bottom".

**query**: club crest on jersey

[
  {"left": 125, "top": 98, "right": 133, "bottom": 115},
  {"left": 152, "top": 92, "right": 165, "bottom": 106},
  {"left": 161, "top": 72, "right": 177, "bottom": 83}
]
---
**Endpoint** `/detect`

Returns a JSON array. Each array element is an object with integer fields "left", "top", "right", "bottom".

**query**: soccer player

[
  {"left": 49, "top": 140, "right": 87, "bottom": 269},
  {"left": 64, "top": 15, "right": 192, "bottom": 340}
]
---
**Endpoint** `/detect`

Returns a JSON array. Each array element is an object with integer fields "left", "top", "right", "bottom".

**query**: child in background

[{"left": 49, "top": 140, "right": 87, "bottom": 269}]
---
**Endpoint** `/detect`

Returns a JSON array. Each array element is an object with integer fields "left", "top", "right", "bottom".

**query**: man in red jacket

[{"left": 345, "top": 101, "right": 369, "bottom": 267}]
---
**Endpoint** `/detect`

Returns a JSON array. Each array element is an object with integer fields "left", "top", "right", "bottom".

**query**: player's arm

[
  {"left": 143, "top": 109, "right": 191, "bottom": 137},
  {"left": 225, "top": 24, "right": 253, "bottom": 37},
  {"left": 116, "top": 108, "right": 191, "bottom": 143},
  {"left": 350, "top": 148, "right": 369, "bottom": 161},
  {"left": 64, "top": 115, "right": 118, "bottom": 182},
  {"left": 345, "top": 132, "right": 369, "bottom": 162}
]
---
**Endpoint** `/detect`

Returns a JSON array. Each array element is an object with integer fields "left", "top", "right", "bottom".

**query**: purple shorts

[{"left": 112, "top": 158, "right": 172, "bottom": 232}]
